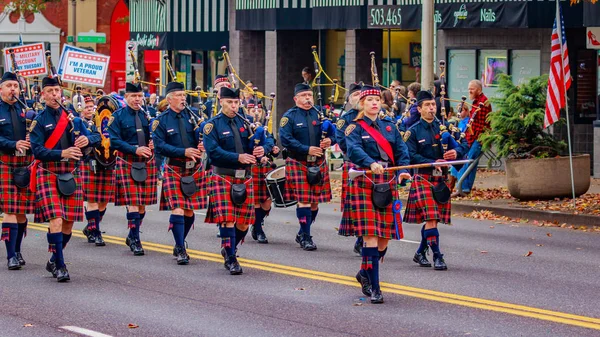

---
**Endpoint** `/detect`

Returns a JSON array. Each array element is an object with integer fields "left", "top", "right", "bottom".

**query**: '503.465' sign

[{"left": 367, "top": 5, "right": 422, "bottom": 30}]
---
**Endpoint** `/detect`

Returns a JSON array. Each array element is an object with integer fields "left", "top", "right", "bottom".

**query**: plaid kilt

[
  {"left": 338, "top": 161, "right": 356, "bottom": 236},
  {"left": 205, "top": 173, "right": 255, "bottom": 226},
  {"left": 80, "top": 161, "right": 115, "bottom": 203},
  {"left": 160, "top": 164, "right": 208, "bottom": 211},
  {"left": 252, "top": 164, "right": 271, "bottom": 203},
  {"left": 0, "top": 154, "right": 35, "bottom": 214},
  {"left": 284, "top": 157, "right": 331, "bottom": 204},
  {"left": 114, "top": 153, "right": 158, "bottom": 206},
  {"left": 348, "top": 170, "right": 401, "bottom": 239},
  {"left": 403, "top": 174, "right": 452, "bottom": 225},
  {"left": 34, "top": 161, "right": 83, "bottom": 223}
]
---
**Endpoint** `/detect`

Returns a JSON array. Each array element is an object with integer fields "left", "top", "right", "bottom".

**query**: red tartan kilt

[
  {"left": 159, "top": 164, "right": 208, "bottom": 211},
  {"left": 34, "top": 161, "right": 83, "bottom": 223},
  {"left": 403, "top": 174, "right": 452, "bottom": 224},
  {"left": 80, "top": 162, "right": 115, "bottom": 203},
  {"left": 114, "top": 153, "right": 158, "bottom": 206},
  {"left": 0, "top": 155, "right": 35, "bottom": 214},
  {"left": 338, "top": 161, "right": 356, "bottom": 236},
  {"left": 205, "top": 173, "right": 255, "bottom": 226},
  {"left": 252, "top": 164, "right": 271, "bottom": 203},
  {"left": 284, "top": 157, "right": 331, "bottom": 204},
  {"left": 348, "top": 170, "right": 401, "bottom": 239}
]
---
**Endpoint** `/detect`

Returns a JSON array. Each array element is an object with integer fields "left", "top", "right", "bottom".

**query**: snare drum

[{"left": 265, "top": 166, "right": 297, "bottom": 208}]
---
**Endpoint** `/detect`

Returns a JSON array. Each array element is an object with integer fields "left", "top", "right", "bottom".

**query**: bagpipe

[
  {"left": 309, "top": 46, "right": 337, "bottom": 140},
  {"left": 436, "top": 60, "right": 463, "bottom": 153},
  {"left": 7, "top": 48, "right": 37, "bottom": 137}
]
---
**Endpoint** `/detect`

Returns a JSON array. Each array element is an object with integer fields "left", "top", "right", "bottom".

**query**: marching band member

[
  {"left": 0, "top": 72, "right": 35, "bottom": 270},
  {"left": 80, "top": 96, "right": 113, "bottom": 247},
  {"left": 204, "top": 75, "right": 231, "bottom": 118},
  {"left": 280, "top": 83, "right": 336, "bottom": 251},
  {"left": 346, "top": 85, "right": 411, "bottom": 303},
  {"left": 204, "top": 87, "right": 259, "bottom": 275},
  {"left": 30, "top": 76, "right": 99, "bottom": 282},
  {"left": 335, "top": 82, "right": 364, "bottom": 254},
  {"left": 153, "top": 82, "right": 208, "bottom": 265},
  {"left": 403, "top": 91, "right": 469, "bottom": 270},
  {"left": 108, "top": 82, "right": 158, "bottom": 256}
]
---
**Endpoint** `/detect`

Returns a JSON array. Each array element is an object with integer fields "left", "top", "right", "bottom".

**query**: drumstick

[{"left": 348, "top": 159, "right": 473, "bottom": 180}]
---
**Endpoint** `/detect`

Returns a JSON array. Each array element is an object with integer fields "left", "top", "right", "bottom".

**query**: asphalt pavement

[{"left": 1, "top": 201, "right": 599, "bottom": 337}]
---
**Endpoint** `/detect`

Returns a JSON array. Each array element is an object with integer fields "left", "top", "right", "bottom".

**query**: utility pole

[
  {"left": 421, "top": 0, "right": 434, "bottom": 91},
  {"left": 72, "top": 0, "right": 77, "bottom": 45}
]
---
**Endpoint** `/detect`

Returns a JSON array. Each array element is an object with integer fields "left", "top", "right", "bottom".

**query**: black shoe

[
  {"left": 131, "top": 240, "right": 145, "bottom": 256},
  {"left": 355, "top": 270, "right": 372, "bottom": 296},
  {"left": 227, "top": 256, "right": 243, "bottom": 275},
  {"left": 434, "top": 255, "right": 448, "bottom": 270},
  {"left": 56, "top": 266, "right": 70, "bottom": 282},
  {"left": 15, "top": 252, "right": 25, "bottom": 266},
  {"left": 83, "top": 226, "right": 94, "bottom": 243},
  {"left": 295, "top": 233, "right": 302, "bottom": 245},
  {"left": 175, "top": 246, "right": 189, "bottom": 265},
  {"left": 94, "top": 232, "right": 106, "bottom": 247},
  {"left": 353, "top": 238, "right": 363, "bottom": 255},
  {"left": 221, "top": 247, "right": 231, "bottom": 270},
  {"left": 300, "top": 234, "right": 317, "bottom": 251},
  {"left": 46, "top": 260, "right": 57, "bottom": 278},
  {"left": 7, "top": 256, "right": 21, "bottom": 270},
  {"left": 413, "top": 251, "right": 432, "bottom": 267},
  {"left": 125, "top": 235, "right": 132, "bottom": 248},
  {"left": 256, "top": 232, "right": 269, "bottom": 244},
  {"left": 250, "top": 225, "right": 258, "bottom": 241},
  {"left": 370, "top": 289, "right": 384, "bottom": 304}
]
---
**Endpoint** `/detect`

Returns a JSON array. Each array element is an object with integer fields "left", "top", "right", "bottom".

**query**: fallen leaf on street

[
  {"left": 524, "top": 251, "right": 533, "bottom": 257},
  {"left": 480, "top": 251, "right": 488, "bottom": 254},
  {"left": 295, "top": 287, "right": 305, "bottom": 291},
  {"left": 23, "top": 324, "right": 33, "bottom": 327},
  {"left": 547, "top": 233, "right": 552, "bottom": 237},
  {"left": 128, "top": 324, "right": 139, "bottom": 329},
  {"left": 536, "top": 244, "right": 544, "bottom": 247}
]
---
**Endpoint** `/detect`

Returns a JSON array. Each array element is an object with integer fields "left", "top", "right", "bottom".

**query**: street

[{"left": 1, "top": 203, "right": 600, "bottom": 336}]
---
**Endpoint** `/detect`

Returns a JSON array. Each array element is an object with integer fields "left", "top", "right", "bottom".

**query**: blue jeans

[{"left": 456, "top": 140, "right": 482, "bottom": 193}]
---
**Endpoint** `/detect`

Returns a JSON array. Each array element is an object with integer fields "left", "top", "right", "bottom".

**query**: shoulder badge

[
  {"left": 280, "top": 117, "right": 289, "bottom": 128},
  {"left": 29, "top": 120, "right": 37, "bottom": 133},
  {"left": 403, "top": 130, "right": 411, "bottom": 142},
  {"left": 204, "top": 123, "right": 214, "bottom": 135},
  {"left": 345, "top": 124, "right": 356, "bottom": 136},
  {"left": 336, "top": 119, "right": 345, "bottom": 129},
  {"left": 152, "top": 120, "right": 160, "bottom": 132},
  {"left": 107, "top": 116, "right": 115, "bottom": 127}
]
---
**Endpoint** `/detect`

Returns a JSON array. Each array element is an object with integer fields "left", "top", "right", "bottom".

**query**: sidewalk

[{"left": 329, "top": 169, "right": 600, "bottom": 229}]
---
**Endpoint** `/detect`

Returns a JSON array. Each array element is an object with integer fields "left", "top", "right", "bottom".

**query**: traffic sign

[
  {"left": 67, "top": 36, "right": 74, "bottom": 43},
  {"left": 77, "top": 30, "right": 107, "bottom": 44}
]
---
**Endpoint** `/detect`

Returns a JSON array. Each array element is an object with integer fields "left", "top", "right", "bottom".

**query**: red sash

[
  {"left": 357, "top": 120, "right": 395, "bottom": 165},
  {"left": 29, "top": 112, "right": 70, "bottom": 192}
]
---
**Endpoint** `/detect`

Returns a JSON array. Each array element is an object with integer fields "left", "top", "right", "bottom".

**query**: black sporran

[
  {"left": 372, "top": 183, "right": 393, "bottom": 209},
  {"left": 57, "top": 173, "right": 76, "bottom": 197},
  {"left": 230, "top": 183, "right": 247, "bottom": 206},
  {"left": 130, "top": 162, "right": 148, "bottom": 182},
  {"left": 306, "top": 166, "right": 322, "bottom": 185},
  {"left": 180, "top": 176, "right": 197, "bottom": 197},
  {"left": 13, "top": 166, "right": 30, "bottom": 189},
  {"left": 432, "top": 182, "right": 451, "bottom": 204}
]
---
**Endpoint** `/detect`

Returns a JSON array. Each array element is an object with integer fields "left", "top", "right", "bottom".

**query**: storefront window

[
  {"left": 478, "top": 50, "right": 508, "bottom": 99},
  {"left": 510, "top": 50, "right": 541, "bottom": 86},
  {"left": 447, "top": 49, "right": 476, "bottom": 104},
  {"left": 382, "top": 30, "right": 420, "bottom": 86},
  {"left": 575, "top": 49, "right": 597, "bottom": 122},
  {"left": 325, "top": 30, "right": 345, "bottom": 88}
]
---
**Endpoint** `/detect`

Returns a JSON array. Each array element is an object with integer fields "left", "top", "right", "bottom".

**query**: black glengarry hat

[
  {"left": 220, "top": 87, "right": 240, "bottom": 99},
  {"left": 294, "top": 83, "right": 311, "bottom": 96},
  {"left": 166, "top": 81, "right": 185, "bottom": 94},
  {"left": 416, "top": 90, "right": 434, "bottom": 105},
  {"left": 125, "top": 82, "right": 142, "bottom": 93},
  {"left": 42, "top": 76, "right": 59, "bottom": 88},
  {"left": 0, "top": 72, "right": 18, "bottom": 84},
  {"left": 348, "top": 82, "right": 363, "bottom": 95}
]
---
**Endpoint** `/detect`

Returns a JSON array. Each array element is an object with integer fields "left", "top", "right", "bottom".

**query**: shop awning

[{"left": 583, "top": 1, "right": 600, "bottom": 27}]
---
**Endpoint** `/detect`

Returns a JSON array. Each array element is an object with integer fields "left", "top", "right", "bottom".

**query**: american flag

[{"left": 544, "top": 3, "right": 571, "bottom": 128}]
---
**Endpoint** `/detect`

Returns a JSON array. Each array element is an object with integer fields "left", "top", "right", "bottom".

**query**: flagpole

[{"left": 556, "top": 0, "right": 577, "bottom": 208}]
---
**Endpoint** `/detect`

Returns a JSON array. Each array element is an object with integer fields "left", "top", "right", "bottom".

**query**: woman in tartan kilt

[
  {"left": 279, "top": 83, "right": 336, "bottom": 251},
  {"left": 345, "top": 85, "right": 411, "bottom": 304},
  {"left": 30, "top": 77, "right": 100, "bottom": 282},
  {"left": 334, "top": 82, "right": 363, "bottom": 254},
  {"left": 0, "top": 72, "right": 35, "bottom": 270},
  {"left": 79, "top": 96, "right": 114, "bottom": 247},
  {"left": 153, "top": 81, "right": 208, "bottom": 265},
  {"left": 204, "top": 87, "right": 262, "bottom": 275},
  {"left": 108, "top": 82, "right": 158, "bottom": 257},
  {"left": 403, "top": 91, "right": 469, "bottom": 271}
]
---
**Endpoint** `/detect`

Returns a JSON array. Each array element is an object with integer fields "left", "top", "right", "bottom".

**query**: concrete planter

[{"left": 505, "top": 154, "right": 591, "bottom": 200}]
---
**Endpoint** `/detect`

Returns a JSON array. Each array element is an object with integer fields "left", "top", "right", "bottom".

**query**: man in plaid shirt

[{"left": 454, "top": 80, "right": 491, "bottom": 195}]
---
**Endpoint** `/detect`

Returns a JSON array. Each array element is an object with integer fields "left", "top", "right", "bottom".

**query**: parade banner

[
  {"left": 2, "top": 43, "right": 47, "bottom": 77},
  {"left": 57, "top": 44, "right": 93, "bottom": 76},
  {"left": 61, "top": 51, "right": 110, "bottom": 87}
]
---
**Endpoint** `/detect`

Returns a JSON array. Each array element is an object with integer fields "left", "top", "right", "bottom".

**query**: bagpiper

[
  {"left": 108, "top": 82, "right": 158, "bottom": 256},
  {"left": 153, "top": 81, "right": 208, "bottom": 265},
  {"left": 204, "top": 75, "right": 231, "bottom": 118},
  {"left": 30, "top": 76, "right": 100, "bottom": 282},
  {"left": 0, "top": 72, "right": 35, "bottom": 270}
]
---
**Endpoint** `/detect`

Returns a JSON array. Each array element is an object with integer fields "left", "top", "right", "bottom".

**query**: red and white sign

[
  {"left": 587, "top": 28, "right": 600, "bottom": 49},
  {"left": 62, "top": 51, "right": 110, "bottom": 87},
  {"left": 2, "top": 43, "right": 47, "bottom": 77}
]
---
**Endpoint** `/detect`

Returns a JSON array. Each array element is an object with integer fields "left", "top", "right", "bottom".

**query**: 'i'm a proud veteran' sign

[
  {"left": 2, "top": 43, "right": 47, "bottom": 77},
  {"left": 62, "top": 51, "right": 110, "bottom": 87}
]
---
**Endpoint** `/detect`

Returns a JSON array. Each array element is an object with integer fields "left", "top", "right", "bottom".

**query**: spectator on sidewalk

[
  {"left": 448, "top": 102, "right": 471, "bottom": 191},
  {"left": 452, "top": 80, "right": 492, "bottom": 196},
  {"left": 401, "top": 82, "right": 421, "bottom": 129}
]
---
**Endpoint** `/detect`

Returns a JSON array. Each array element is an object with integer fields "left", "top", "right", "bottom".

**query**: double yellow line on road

[{"left": 27, "top": 222, "right": 600, "bottom": 331}]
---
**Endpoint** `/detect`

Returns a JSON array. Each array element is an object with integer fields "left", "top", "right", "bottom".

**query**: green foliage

[
  {"left": 3, "top": 0, "right": 60, "bottom": 14},
  {"left": 479, "top": 74, "right": 567, "bottom": 160}
]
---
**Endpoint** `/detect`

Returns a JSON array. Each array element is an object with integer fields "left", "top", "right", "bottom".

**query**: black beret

[
  {"left": 125, "top": 82, "right": 142, "bottom": 93},
  {"left": 220, "top": 87, "right": 240, "bottom": 100},
  {"left": 166, "top": 81, "right": 185, "bottom": 94},
  {"left": 0, "top": 72, "right": 18, "bottom": 84},
  {"left": 416, "top": 90, "right": 434, "bottom": 105},
  {"left": 42, "top": 76, "right": 60, "bottom": 88},
  {"left": 348, "top": 82, "right": 362, "bottom": 95},
  {"left": 294, "top": 83, "right": 311, "bottom": 96}
]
